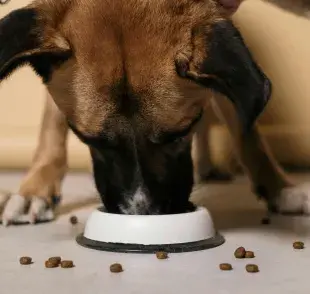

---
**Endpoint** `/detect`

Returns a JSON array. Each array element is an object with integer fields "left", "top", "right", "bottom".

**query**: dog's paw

[
  {"left": 274, "top": 183, "right": 310, "bottom": 215},
  {"left": 0, "top": 194, "right": 59, "bottom": 226}
]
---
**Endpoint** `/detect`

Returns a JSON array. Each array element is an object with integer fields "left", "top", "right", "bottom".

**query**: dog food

[
  {"left": 48, "top": 256, "right": 61, "bottom": 265},
  {"left": 61, "top": 260, "right": 74, "bottom": 268},
  {"left": 261, "top": 217, "right": 270, "bottom": 225},
  {"left": 219, "top": 263, "right": 232, "bottom": 271},
  {"left": 234, "top": 247, "right": 246, "bottom": 259},
  {"left": 110, "top": 263, "right": 123, "bottom": 273},
  {"left": 156, "top": 251, "right": 168, "bottom": 260},
  {"left": 70, "top": 216, "right": 78, "bottom": 225},
  {"left": 293, "top": 241, "right": 304, "bottom": 249},
  {"left": 245, "top": 251, "right": 255, "bottom": 258},
  {"left": 45, "top": 260, "right": 59, "bottom": 268},
  {"left": 19, "top": 256, "right": 32, "bottom": 265},
  {"left": 246, "top": 264, "right": 259, "bottom": 273}
]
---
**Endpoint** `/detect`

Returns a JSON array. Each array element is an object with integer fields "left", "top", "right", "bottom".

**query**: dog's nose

[{"left": 263, "top": 78, "right": 272, "bottom": 104}]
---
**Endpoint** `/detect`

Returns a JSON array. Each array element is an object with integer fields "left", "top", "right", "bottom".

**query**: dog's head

[{"left": 0, "top": 0, "right": 271, "bottom": 214}]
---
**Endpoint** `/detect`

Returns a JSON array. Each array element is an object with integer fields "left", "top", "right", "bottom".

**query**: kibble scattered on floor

[
  {"left": 19, "top": 256, "right": 32, "bottom": 265},
  {"left": 17, "top": 239, "right": 306, "bottom": 275},
  {"left": 110, "top": 263, "right": 123, "bottom": 273},
  {"left": 156, "top": 251, "right": 168, "bottom": 260},
  {"left": 45, "top": 260, "right": 59, "bottom": 268},
  {"left": 293, "top": 241, "right": 304, "bottom": 249},
  {"left": 61, "top": 260, "right": 74, "bottom": 268},
  {"left": 69, "top": 215, "right": 78, "bottom": 225},
  {"left": 245, "top": 264, "right": 259, "bottom": 273},
  {"left": 234, "top": 247, "right": 246, "bottom": 259},
  {"left": 261, "top": 217, "right": 271, "bottom": 225},
  {"left": 48, "top": 256, "right": 61, "bottom": 265},
  {"left": 219, "top": 263, "right": 233, "bottom": 271},
  {"left": 245, "top": 251, "right": 255, "bottom": 258}
]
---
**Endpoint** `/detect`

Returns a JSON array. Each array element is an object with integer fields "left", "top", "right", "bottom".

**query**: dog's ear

[
  {"left": 0, "top": 7, "right": 71, "bottom": 83},
  {"left": 176, "top": 20, "right": 271, "bottom": 133}
]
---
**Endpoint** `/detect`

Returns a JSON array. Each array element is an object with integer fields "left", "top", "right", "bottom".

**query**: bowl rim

[
  {"left": 96, "top": 205, "right": 203, "bottom": 218},
  {"left": 76, "top": 232, "right": 225, "bottom": 254}
]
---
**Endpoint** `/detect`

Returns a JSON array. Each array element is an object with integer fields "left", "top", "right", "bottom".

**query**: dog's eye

[
  {"left": 161, "top": 129, "right": 192, "bottom": 145},
  {"left": 153, "top": 110, "right": 203, "bottom": 145},
  {"left": 169, "top": 136, "right": 188, "bottom": 144}
]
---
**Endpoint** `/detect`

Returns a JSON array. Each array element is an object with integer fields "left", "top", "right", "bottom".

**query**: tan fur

[
  {"left": 41, "top": 0, "right": 225, "bottom": 135},
  {"left": 18, "top": 92, "right": 68, "bottom": 204}
]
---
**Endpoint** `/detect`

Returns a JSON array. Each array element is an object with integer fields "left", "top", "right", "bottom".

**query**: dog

[{"left": 0, "top": 0, "right": 308, "bottom": 225}]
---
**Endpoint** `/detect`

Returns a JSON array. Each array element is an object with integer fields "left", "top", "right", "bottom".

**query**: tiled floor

[{"left": 0, "top": 171, "right": 309, "bottom": 294}]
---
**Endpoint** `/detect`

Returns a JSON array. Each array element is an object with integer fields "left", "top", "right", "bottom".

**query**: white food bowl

[{"left": 76, "top": 205, "right": 225, "bottom": 253}]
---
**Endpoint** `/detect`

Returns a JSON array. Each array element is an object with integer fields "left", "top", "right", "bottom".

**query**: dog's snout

[{"left": 119, "top": 186, "right": 153, "bottom": 215}]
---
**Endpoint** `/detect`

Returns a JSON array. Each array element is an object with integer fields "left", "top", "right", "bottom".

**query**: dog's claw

[
  {"left": 29, "top": 197, "right": 47, "bottom": 217},
  {"left": 29, "top": 213, "right": 37, "bottom": 225},
  {"left": 28, "top": 209, "right": 54, "bottom": 224}
]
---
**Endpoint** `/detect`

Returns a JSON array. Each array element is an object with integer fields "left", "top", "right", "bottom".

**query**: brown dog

[{"left": 0, "top": 0, "right": 307, "bottom": 225}]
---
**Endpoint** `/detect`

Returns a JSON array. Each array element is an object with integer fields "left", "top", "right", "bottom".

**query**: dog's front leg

[
  {"left": 192, "top": 103, "right": 235, "bottom": 184},
  {"left": 212, "top": 95, "right": 310, "bottom": 215},
  {"left": 0, "top": 91, "right": 68, "bottom": 225}
]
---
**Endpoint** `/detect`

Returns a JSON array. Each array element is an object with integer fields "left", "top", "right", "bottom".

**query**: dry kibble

[
  {"left": 219, "top": 263, "right": 233, "bottom": 271},
  {"left": 110, "top": 263, "right": 123, "bottom": 273},
  {"left": 61, "top": 260, "right": 74, "bottom": 268},
  {"left": 246, "top": 264, "right": 259, "bottom": 273},
  {"left": 156, "top": 251, "right": 168, "bottom": 260},
  {"left": 48, "top": 256, "right": 61, "bottom": 265},
  {"left": 70, "top": 215, "right": 78, "bottom": 225},
  {"left": 19, "top": 256, "right": 32, "bottom": 265},
  {"left": 261, "top": 217, "right": 270, "bottom": 225},
  {"left": 45, "top": 260, "right": 59, "bottom": 268},
  {"left": 245, "top": 251, "right": 255, "bottom": 258},
  {"left": 293, "top": 241, "right": 304, "bottom": 249},
  {"left": 234, "top": 247, "right": 246, "bottom": 259}
]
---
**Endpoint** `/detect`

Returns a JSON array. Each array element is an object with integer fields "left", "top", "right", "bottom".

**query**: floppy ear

[
  {"left": 0, "top": 7, "right": 71, "bottom": 83},
  {"left": 176, "top": 20, "right": 271, "bottom": 133}
]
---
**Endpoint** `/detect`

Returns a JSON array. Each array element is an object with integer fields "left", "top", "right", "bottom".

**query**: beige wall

[{"left": 0, "top": 0, "right": 310, "bottom": 170}]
